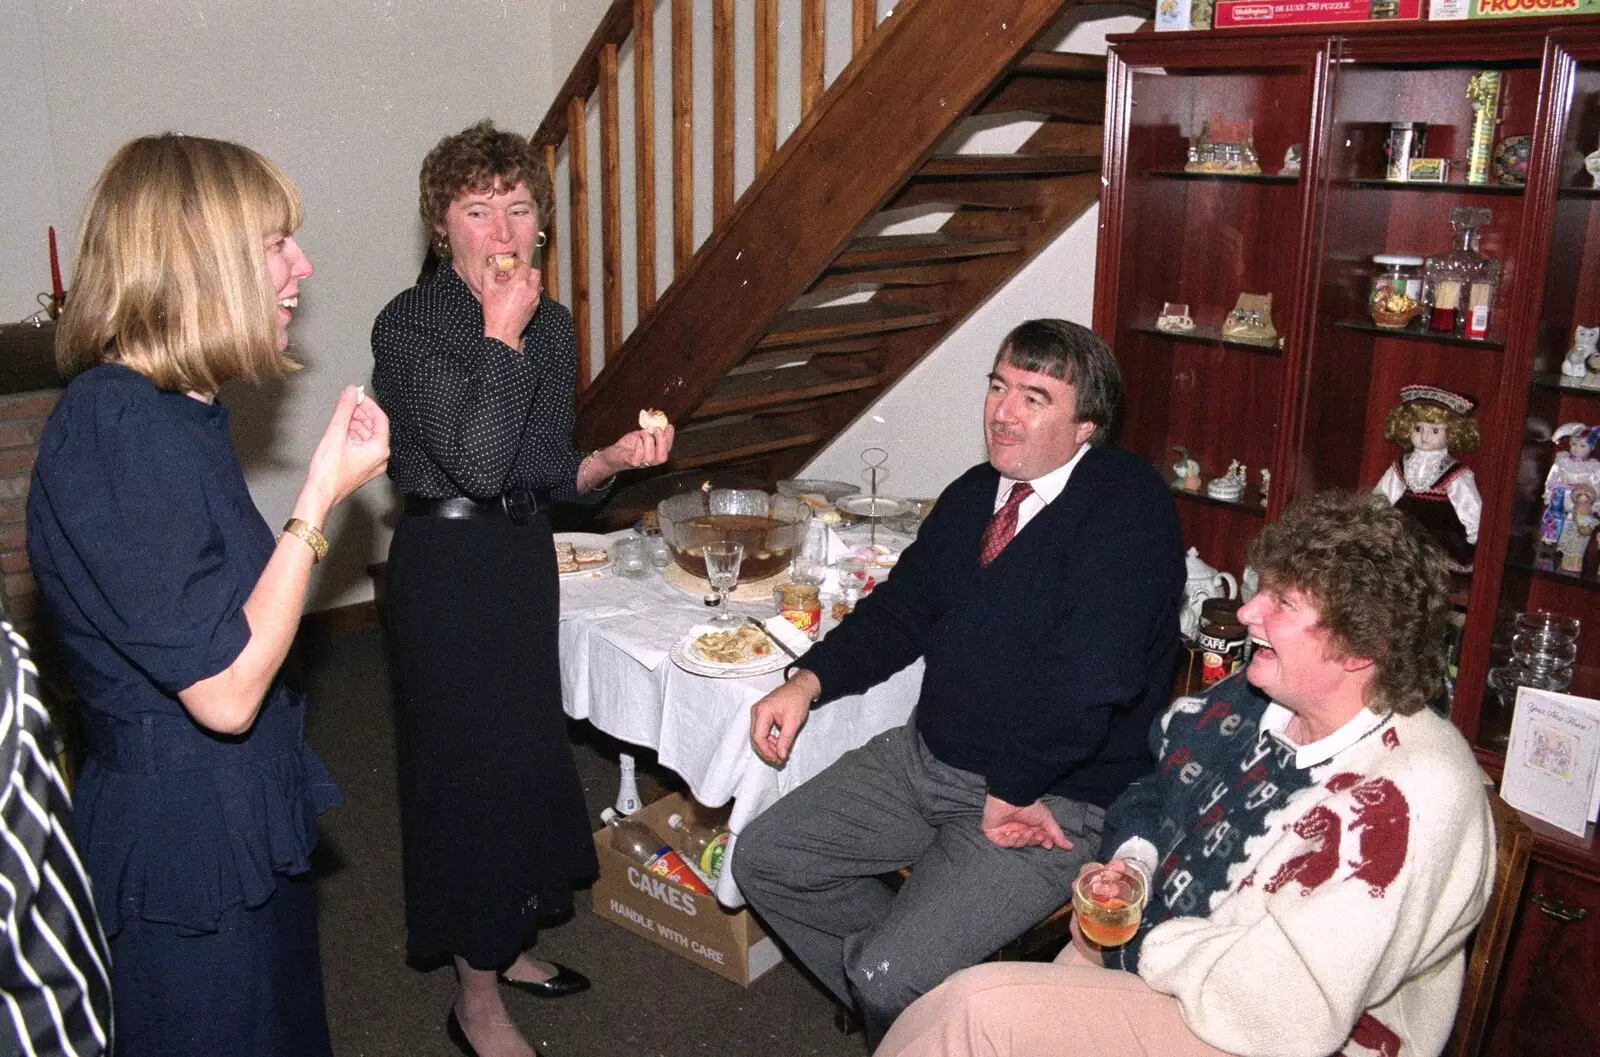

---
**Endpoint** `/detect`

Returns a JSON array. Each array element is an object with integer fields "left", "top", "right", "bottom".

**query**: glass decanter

[{"left": 1423, "top": 207, "right": 1499, "bottom": 338}]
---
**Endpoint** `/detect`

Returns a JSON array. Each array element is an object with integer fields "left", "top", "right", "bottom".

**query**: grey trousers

[{"left": 732, "top": 722, "right": 1104, "bottom": 1047}]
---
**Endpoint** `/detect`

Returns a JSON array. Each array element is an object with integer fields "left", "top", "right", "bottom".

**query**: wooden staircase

[{"left": 535, "top": 0, "right": 1145, "bottom": 524}]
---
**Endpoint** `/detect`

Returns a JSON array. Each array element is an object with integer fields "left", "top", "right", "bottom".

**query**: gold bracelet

[{"left": 280, "top": 518, "right": 329, "bottom": 563}]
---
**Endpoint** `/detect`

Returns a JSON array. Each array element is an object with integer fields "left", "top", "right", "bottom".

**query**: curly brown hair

[
  {"left": 1382, "top": 399, "right": 1480, "bottom": 454},
  {"left": 419, "top": 120, "right": 554, "bottom": 258},
  {"left": 1248, "top": 490, "right": 1452, "bottom": 716}
]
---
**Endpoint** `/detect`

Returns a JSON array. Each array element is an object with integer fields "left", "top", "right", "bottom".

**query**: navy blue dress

[{"left": 26, "top": 364, "right": 340, "bottom": 1057}]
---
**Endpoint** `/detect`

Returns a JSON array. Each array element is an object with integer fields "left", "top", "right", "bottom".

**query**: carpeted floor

[{"left": 298, "top": 624, "right": 869, "bottom": 1057}]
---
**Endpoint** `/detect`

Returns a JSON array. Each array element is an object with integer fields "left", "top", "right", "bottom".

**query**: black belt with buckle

[{"left": 404, "top": 490, "right": 549, "bottom": 526}]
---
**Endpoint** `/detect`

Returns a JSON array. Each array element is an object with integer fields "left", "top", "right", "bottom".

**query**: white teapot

[{"left": 1181, "top": 547, "right": 1238, "bottom": 640}]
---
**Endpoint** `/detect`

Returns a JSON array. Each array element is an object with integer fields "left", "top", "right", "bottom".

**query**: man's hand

[
  {"left": 981, "top": 794, "right": 1073, "bottom": 851},
  {"left": 749, "top": 671, "right": 820, "bottom": 765}
]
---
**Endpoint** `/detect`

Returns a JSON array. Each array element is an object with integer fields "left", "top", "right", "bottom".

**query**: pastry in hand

[
  {"left": 489, "top": 253, "right": 519, "bottom": 275},
  {"left": 638, "top": 408, "right": 668, "bottom": 431}
]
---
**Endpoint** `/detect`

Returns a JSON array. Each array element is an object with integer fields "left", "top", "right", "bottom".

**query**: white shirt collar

[
  {"left": 994, "top": 443, "right": 1090, "bottom": 510},
  {"left": 1259, "top": 701, "right": 1391, "bottom": 768}
]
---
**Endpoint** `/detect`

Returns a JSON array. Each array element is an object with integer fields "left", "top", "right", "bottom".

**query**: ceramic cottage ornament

[
  {"left": 1157, "top": 302, "right": 1196, "bottom": 333},
  {"left": 1542, "top": 422, "right": 1600, "bottom": 545},
  {"left": 1221, "top": 293, "right": 1277, "bottom": 346},
  {"left": 1185, "top": 116, "right": 1260, "bottom": 175},
  {"left": 1372, "top": 384, "right": 1482, "bottom": 573}
]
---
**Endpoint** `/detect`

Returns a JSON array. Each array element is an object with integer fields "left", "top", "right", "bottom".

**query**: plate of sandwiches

[
  {"left": 553, "top": 532, "right": 612, "bottom": 576},
  {"left": 670, "top": 623, "right": 791, "bottom": 678}
]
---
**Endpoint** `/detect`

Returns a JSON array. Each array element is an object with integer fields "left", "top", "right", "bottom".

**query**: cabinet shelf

[
  {"left": 1532, "top": 373, "right": 1600, "bottom": 399},
  {"left": 1128, "top": 322, "right": 1282, "bottom": 354},
  {"left": 1141, "top": 169, "right": 1298, "bottom": 184},
  {"left": 1506, "top": 540, "right": 1600, "bottom": 591},
  {"left": 1347, "top": 178, "right": 1525, "bottom": 196},
  {"left": 1556, "top": 186, "right": 1600, "bottom": 198},
  {"left": 1331, "top": 318, "right": 1505, "bottom": 350},
  {"left": 1170, "top": 485, "right": 1268, "bottom": 517}
]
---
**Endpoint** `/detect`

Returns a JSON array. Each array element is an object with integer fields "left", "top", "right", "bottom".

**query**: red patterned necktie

[{"left": 978, "top": 483, "right": 1034, "bottom": 567}]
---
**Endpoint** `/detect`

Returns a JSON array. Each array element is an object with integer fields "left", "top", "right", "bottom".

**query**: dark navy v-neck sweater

[{"left": 801, "top": 446, "right": 1185, "bottom": 808}]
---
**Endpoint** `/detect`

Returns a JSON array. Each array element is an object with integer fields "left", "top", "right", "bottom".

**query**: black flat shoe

[
  {"left": 498, "top": 961, "right": 591, "bottom": 998},
  {"left": 448, "top": 1009, "right": 548, "bottom": 1057}
]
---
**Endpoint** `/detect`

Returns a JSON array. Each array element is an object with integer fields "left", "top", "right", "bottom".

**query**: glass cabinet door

[
  {"left": 1474, "top": 48, "right": 1600, "bottom": 754},
  {"left": 1100, "top": 46, "right": 1325, "bottom": 578}
]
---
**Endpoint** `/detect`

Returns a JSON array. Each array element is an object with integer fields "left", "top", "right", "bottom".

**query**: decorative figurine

[
  {"left": 1156, "top": 302, "right": 1196, "bottom": 333},
  {"left": 1258, "top": 467, "right": 1270, "bottom": 508},
  {"left": 1562, "top": 325, "right": 1599, "bottom": 388},
  {"left": 1185, "top": 116, "right": 1261, "bottom": 175},
  {"left": 1172, "top": 445, "right": 1202, "bottom": 491},
  {"left": 1205, "top": 461, "right": 1245, "bottom": 502},
  {"left": 1371, "top": 385, "right": 1482, "bottom": 573},
  {"left": 1586, "top": 135, "right": 1600, "bottom": 187},
  {"left": 1221, "top": 292, "right": 1278, "bottom": 346},
  {"left": 1279, "top": 144, "right": 1302, "bottom": 177},
  {"left": 1555, "top": 483, "right": 1597, "bottom": 573},
  {"left": 1542, "top": 422, "right": 1600, "bottom": 545},
  {"left": 1465, "top": 70, "right": 1501, "bottom": 186}
]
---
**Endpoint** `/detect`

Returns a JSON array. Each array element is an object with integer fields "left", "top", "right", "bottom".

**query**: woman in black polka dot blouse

[{"left": 372, "top": 121, "right": 672, "bottom": 1057}]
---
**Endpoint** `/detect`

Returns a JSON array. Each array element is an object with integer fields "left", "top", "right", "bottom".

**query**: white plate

[
  {"left": 776, "top": 479, "right": 857, "bottom": 504},
  {"left": 670, "top": 625, "right": 791, "bottom": 678},
  {"left": 553, "top": 531, "right": 613, "bottom": 576},
  {"left": 836, "top": 494, "right": 914, "bottom": 519}
]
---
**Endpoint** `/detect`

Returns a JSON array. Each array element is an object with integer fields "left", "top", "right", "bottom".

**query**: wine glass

[{"left": 703, "top": 541, "right": 745, "bottom": 626}]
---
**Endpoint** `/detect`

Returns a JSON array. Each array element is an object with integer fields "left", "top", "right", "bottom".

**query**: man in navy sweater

[{"left": 732, "top": 319, "right": 1184, "bottom": 1045}]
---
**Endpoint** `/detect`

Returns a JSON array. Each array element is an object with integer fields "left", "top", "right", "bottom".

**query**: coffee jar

[{"left": 1198, "top": 598, "right": 1247, "bottom": 687}]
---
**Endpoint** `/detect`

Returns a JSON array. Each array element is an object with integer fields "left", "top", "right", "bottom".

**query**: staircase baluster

[
  {"left": 755, "top": 0, "right": 778, "bottom": 172},
  {"left": 713, "top": 0, "right": 735, "bottom": 225},
  {"left": 671, "top": 0, "right": 693, "bottom": 273},
  {"left": 600, "top": 43, "right": 623, "bottom": 356},
  {"left": 567, "top": 94, "right": 592, "bottom": 384},
  {"left": 801, "top": 0, "right": 825, "bottom": 116},
  {"left": 633, "top": 0, "right": 657, "bottom": 315}
]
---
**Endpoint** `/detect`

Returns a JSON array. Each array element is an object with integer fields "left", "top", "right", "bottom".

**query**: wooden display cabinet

[{"left": 1098, "top": 19, "right": 1600, "bottom": 1056}]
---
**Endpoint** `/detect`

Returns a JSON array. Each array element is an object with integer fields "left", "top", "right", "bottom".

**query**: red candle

[{"left": 48, "top": 226, "right": 64, "bottom": 301}]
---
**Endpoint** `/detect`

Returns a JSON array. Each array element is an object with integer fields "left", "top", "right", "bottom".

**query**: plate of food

[
  {"left": 670, "top": 623, "right": 790, "bottom": 678},
  {"left": 553, "top": 532, "right": 612, "bottom": 576}
]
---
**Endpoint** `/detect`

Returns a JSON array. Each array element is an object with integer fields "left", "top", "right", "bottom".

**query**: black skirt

[{"left": 383, "top": 509, "right": 598, "bottom": 969}]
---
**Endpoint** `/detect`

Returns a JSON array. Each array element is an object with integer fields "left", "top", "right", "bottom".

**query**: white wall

[
  {"left": 3, "top": 0, "right": 568, "bottom": 609},
  {"left": 1, "top": 1, "right": 1142, "bottom": 610},
  {"left": 800, "top": 12, "right": 1146, "bottom": 499}
]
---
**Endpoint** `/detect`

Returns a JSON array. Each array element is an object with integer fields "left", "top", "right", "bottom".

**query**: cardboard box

[
  {"left": 1435, "top": 0, "right": 1600, "bottom": 18},
  {"left": 1215, "top": 0, "right": 1423, "bottom": 27},
  {"left": 591, "top": 793, "right": 782, "bottom": 986}
]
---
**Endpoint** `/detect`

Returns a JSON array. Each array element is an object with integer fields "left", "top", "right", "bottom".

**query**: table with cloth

[{"left": 557, "top": 526, "right": 921, "bottom": 907}]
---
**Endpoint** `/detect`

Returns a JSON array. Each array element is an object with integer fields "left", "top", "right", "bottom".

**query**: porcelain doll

[
  {"left": 1543, "top": 422, "right": 1600, "bottom": 545},
  {"left": 1556, "top": 483, "right": 1597, "bottom": 573},
  {"left": 1372, "top": 384, "right": 1482, "bottom": 573},
  {"left": 1172, "top": 446, "right": 1202, "bottom": 490}
]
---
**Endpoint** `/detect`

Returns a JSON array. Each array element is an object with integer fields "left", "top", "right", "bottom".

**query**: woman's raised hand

[
  {"left": 478, "top": 256, "right": 542, "bottom": 348},
  {"left": 298, "top": 386, "right": 390, "bottom": 523}
]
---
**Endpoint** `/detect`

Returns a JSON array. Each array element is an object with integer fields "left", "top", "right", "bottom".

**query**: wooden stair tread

[
  {"left": 756, "top": 302, "right": 946, "bottom": 349},
  {"left": 916, "top": 153, "right": 1102, "bottom": 178},
  {"left": 697, "top": 359, "right": 883, "bottom": 418},
  {"left": 832, "top": 232, "right": 1024, "bottom": 270},
  {"left": 1014, "top": 52, "right": 1107, "bottom": 77},
  {"left": 669, "top": 417, "right": 823, "bottom": 469}
]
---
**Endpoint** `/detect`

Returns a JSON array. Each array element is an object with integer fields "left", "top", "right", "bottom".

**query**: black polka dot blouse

[{"left": 371, "top": 262, "right": 599, "bottom": 504}]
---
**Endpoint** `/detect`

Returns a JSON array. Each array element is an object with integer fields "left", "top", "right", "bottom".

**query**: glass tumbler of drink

[
  {"left": 837, "top": 556, "right": 871, "bottom": 607},
  {"left": 702, "top": 541, "right": 745, "bottom": 626},
  {"left": 1072, "top": 865, "right": 1145, "bottom": 947}
]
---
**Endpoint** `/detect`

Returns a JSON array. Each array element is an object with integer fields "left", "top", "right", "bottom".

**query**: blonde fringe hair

[{"left": 56, "top": 134, "right": 305, "bottom": 393}]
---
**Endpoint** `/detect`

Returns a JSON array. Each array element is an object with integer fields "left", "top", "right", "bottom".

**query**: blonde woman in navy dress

[
  {"left": 373, "top": 121, "right": 672, "bottom": 1057},
  {"left": 26, "top": 135, "right": 390, "bottom": 1057}
]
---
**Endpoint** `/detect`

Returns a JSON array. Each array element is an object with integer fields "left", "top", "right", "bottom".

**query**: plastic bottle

[
  {"left": 665, "top": 811, "right": 732, "bottom": 884},
  {"left": 602, "top": 809, "right": 711, "bottom": 896}
]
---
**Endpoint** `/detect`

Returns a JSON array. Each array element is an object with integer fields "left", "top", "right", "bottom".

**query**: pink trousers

[{"left": 875, "top": 945, "right": 1234, "bottom": 1057}]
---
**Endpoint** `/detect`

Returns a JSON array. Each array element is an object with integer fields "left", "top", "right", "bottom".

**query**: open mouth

[{"left": 1249, "top": 633, "right": 1273, "bottom": 659}]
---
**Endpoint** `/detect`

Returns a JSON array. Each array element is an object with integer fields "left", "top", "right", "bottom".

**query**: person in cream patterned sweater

[{"left": 878, "top": 490, "right": 1496, "bottom": 1057}]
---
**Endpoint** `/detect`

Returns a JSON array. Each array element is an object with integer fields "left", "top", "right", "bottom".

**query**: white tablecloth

[{"left": 558, "top": 529, "right": 921, "bottom": 906}]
